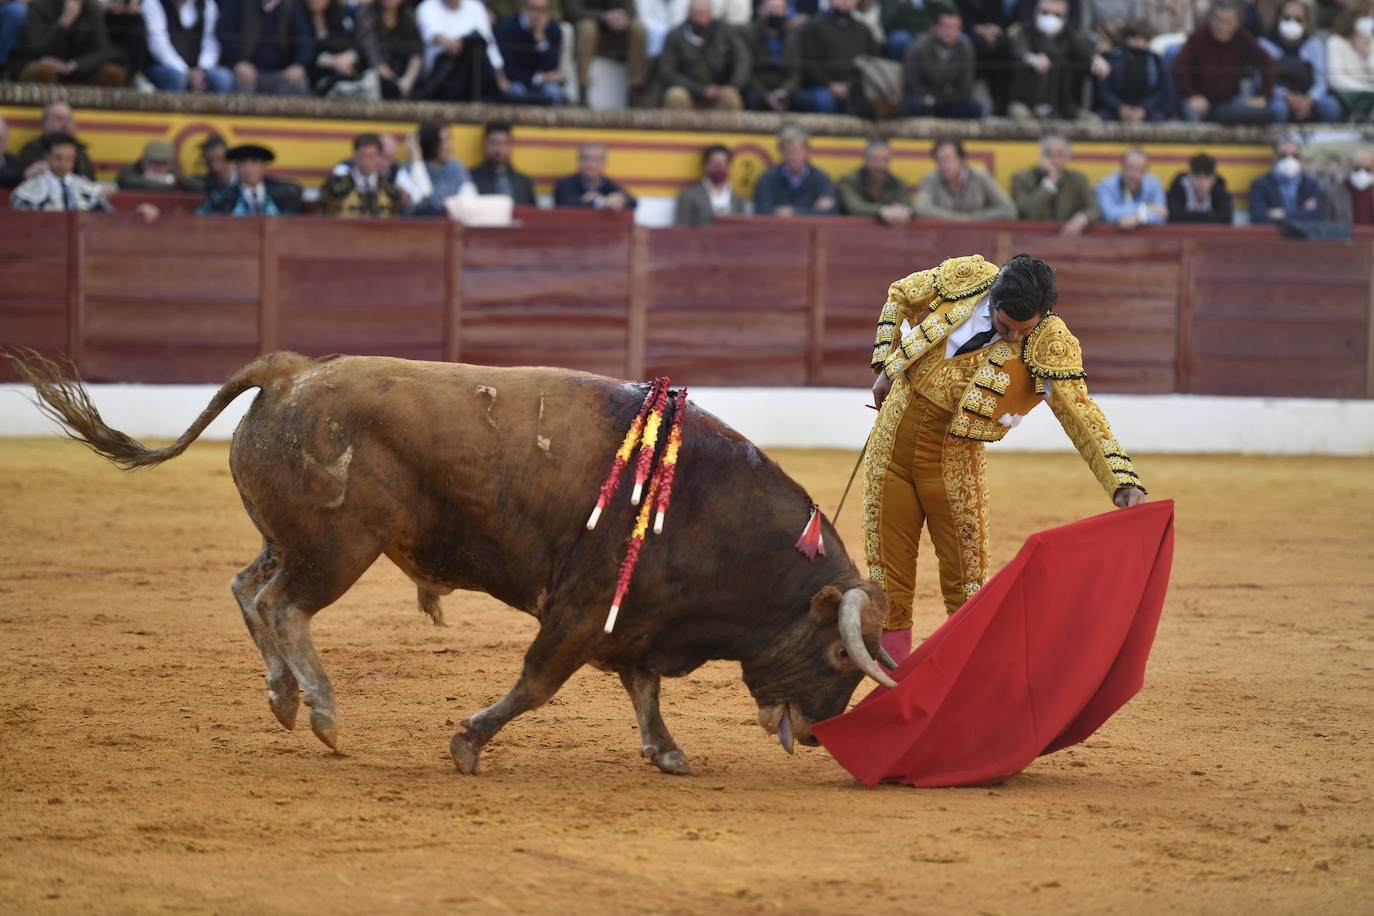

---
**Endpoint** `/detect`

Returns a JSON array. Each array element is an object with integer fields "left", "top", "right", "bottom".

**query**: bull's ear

[{"left": 809, "top": 585, "right": 843, "bottom": 625}]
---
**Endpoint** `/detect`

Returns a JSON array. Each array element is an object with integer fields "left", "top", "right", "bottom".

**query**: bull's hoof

[
  {"left": 268, "top": 690, "right": 299, "bottom": 731},
  {"left": 650, "top": 748, "right": 694, "bottom": 776},
  {"left": 450, "top": 731, "right": 481, "bottom": 775},
  {"left": 309, "top": 708, "right": 339, "bottom": 751}
]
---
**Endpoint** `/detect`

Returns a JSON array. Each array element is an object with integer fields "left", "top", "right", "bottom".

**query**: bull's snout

[{"left": 757, "top": 702, "right": 818, "bottom": 754}]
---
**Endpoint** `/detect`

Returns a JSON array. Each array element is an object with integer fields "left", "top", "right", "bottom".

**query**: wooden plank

[
  {"left": 444, "top": 222, "right": 463, "bottom": 364},
  {"left": 0, "top": 259, "right": 68, "bottom": 301},
  {"left": 1177, "top": 238, "right": 1194, "bottom": 393},
  {"left": 806, "top": 225, "right": 825, "bottom": 385},
  {"left": 1191, "top": 237, "right": 1370, "bottom": 284},
  {"left": 259, "top": 218, "right": 279, "bottom": 354},
  {"left": 462, "top": 226, "right": 632, "bottom": 269},
  {"left": 1190, "top": 357, "right": 1365, "bottom": 399},
  {"left": 84, "top": 300, "right": 260, "bottom": 347},
  {"left": 81, "top": 344, "right": 262, "bottom": 383},
  {"left": 83, "top": 255, "right": 260, "bottom": 302},
  {"left": 69, "top": 212, "right": 86, "bottom": 373},
  {"left": 647, "top": 224, "right": 810, "bottom": 270},
  {"left": 627, "top": 225, "right": 647, "bottom": 380},
  {"left": 1369, "top": 236, "right": 1374, "bottom": 398},
  {"left": 1192, "top": 318, "right": 1365, "bottom": 362},
  {"left": 1191, "top": 281, "right": 1370, "bottom": 323},
  {"left": 83, "top": 213, "right": 260, "bottom": 258},
  {"left": 271, "top": 218, "right": 448, "bottom": 261},
  {"left": 462, "top": 270, "right": 631, "bottom": 309}
]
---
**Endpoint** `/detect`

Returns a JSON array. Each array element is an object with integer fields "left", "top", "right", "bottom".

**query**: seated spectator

[
  {"left": 1010, "top": 131, "right": 1097, "bottom": 235},
  {"left": 1324, "top": 147, "right": 1374, "bottom": 226},
  {"left": 10, "top": 0, "right": 126, "bottom": 84},
  {"left": 415, "top": 0, "right": 508, "bottom": 101},
  {"left": 1248, "top": 135, "right": 1321, "bottom": 224},
  {"left": 743, "top": 0, "right": 805, "bottom": 112},
  {"left": 837, "top": 137, "right": 912, "bottom": 226},
  {"left": 318, "top": 133, "right": 404, "bottom": 218},
  {"left": 1171, "top": 0, "right": 1276, "bottom": 124},
  {"left": 674, "top": 143, "right": 744, "bottom": 225},
  {"left": 142, "top": 0, "right": 234, "bottom": 91},
  {"left": 0, "top": 116, "right": 24, "bottom": 189},
  {"left": 753, "top": 125, "right": 836, "bottom": 216},
  {"left": 198, "top": 144, "right": 301, "bottom": 215},
  {"left": 16, "top": 102, "right": 95, "bottom": 180},
  {"left": 470, "top": 121, "right": 536, "bottom": 204},
  {"left": 117, "top": 139, "right": 197, "bottom": 190},
  {"left": 104, "top": 0, "right": 145, "bottom": 81},
  {"left": 903, "top": 5, "right": 982, "bottom": 118},
  {"left": 639, "top": 0, "right": 688, "bottom": 61},
  {"left": 1006, "top": 0, "right": 1106, "bottom": 120},
  {"left": 187, "top": 133, "right": 233, "bottom": 192},
  {"left": 1095, "top": 148, "right": 1166, "bottom": 229},
  {"left": 495, "top": 0, "right": 565, "bottom": 104},
  {"left": 956, "top": 0, "right": 1020, "bottom": 114},
  {"left": 657, "top": 0, "right": 749, "bottom": 110},
  {"left": 912, "top": 136, "right": 1016, "bottom": 221},
  {"left": 800, "top": 0, "right": 877, "bottom": 115},
  {"left": 217, "top": 0, "right": 313, "bottom": 94},
  {"left": 566, "top": 0, "right": 647, "bottom": 105},
  {"left": 0, "top": 0, "right": 27, "bottom": 72},
  {"left": 11, "top": 131, "right": 113, "bottom": 211},
  {"left": 304, "top": 0, "right": 366, "bottom": 95},
  {"left": 1096, "top": 22, "right": 1170, "bottom": 121},
  {"left": 357, "top": 0, "right": 423, "bottom": 99},
  {"left": 1082, "top": 0, "right": 1145, "bottom": 50},
  {"left": 553, "top": 141, "right": 637, "bottom": 210},
  {"left": 881, "top": 0, "right": 930, "bottom": 61},
  {"left": 1259, "top": 1, "right": 1342, "bottom": 122},
  {"left": 1167, "top": 152, "right": 1234, "bottom": 224},
  {"left": 1327, "top": 4, "right": 1374, "bottom": 121},
  {"left": 402, "top": 121, "right": 476, "bottom": 216},
  {"left": 1242, "top": 0, "right": 1282, "bottom": 37}
]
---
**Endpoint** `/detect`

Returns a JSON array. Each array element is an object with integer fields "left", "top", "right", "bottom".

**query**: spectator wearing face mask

[
  {"left": 1007, "top": 0, "right": 1108, "bottom": 120},
  {"left": 1095, "top": 21, "right": 1170, "bottom": 121},
  {"left": 1166, "top": 152, "right": 1233, "bottom": 224},
  {"left": 1248, "top": 135, "right": 1322, "bottom": 224},
  {"left": 1324, "top": 147, "right": 1374, "bottom": 225},
  {"left": 1327, "top": 4, "right": 1374, "bottom": 121},
  {"left": 743, "top": 0, "right": 804, "bottom": 112},
  {"left": 674, "top": 144, "right": 744, "bottom": 225},
  {"left": 1259, "top": 0, "right": 1342, "bottom": 122}
]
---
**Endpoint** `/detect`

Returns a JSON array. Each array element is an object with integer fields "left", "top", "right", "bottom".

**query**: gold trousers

[{"left": 869, "top": 393, "right": 990, "bottom": 627}]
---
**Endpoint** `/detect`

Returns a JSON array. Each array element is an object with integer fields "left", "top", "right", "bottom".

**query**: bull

[{"left": 10, "top": 350, "right": 896, "bottom": 775}]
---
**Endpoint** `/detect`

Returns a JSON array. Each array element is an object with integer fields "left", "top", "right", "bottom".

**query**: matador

[{"left": 864, "top": 253, "right": 1148, "bottom": 663}]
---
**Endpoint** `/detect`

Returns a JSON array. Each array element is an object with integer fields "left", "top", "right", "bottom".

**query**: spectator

[
  {"left": 11, "top": 131, "right": 113, "bottom": 211},
  {"left": 881, "top": 0, "right": 931, "bottom": 61},
  {"left": 639, "top": 0, "right": 687, "bottom": 59},
  {"left": 470, "top": 120, "right": 536, "bottom": 204},
  {"left": 0, "top": 116, "right": 24, "bottom": 189},
  {"left": 217, "top": 0, "right": 313, "bottom": 94},
  {"left": 753, "top": 125, "right": 836, "bottom": 216},
  {"left": 304, "top": 0, "right": 365, "bottom": 96},
  {"left": 657, "top": 0, "right": 749, "bottom": 110},
  {"left": 1167, "top": 152, "right": 1234, "bottom": 224},
  {"left": 707, "top": 0, "right": 748, "bottom": 28},
  {"left": 198, "top": 143, "right": 301, "bottom": 215},
  {"left": 1096, "top": 22, "right": 1170, "bottom": 121},
  {"left": 318, "top": 133, "right": 404, "bottom": 218},
  {"left": 836, "top": 137, "right": 912, "bottom": 226},
  {"left": 10, "top": 0, "right": 126, "bottom": 84},
  {"left": 104, "top": 0, "right": 145, "bottom": 81},
  {"left": 1248, "top": 135, "right": 1322, "bottom": 224},
  {"left": 495, "top": 0, "right": 565, "bottom": 104},
  {"left": 402, "top": 121, "right": 476, "bottom": 216},
  {"left": 117, "top": 138, "right": 196, "bottom": 190},
  {"left": 674, "top": 143, "right": 744, "bottom": 225},
  {"left": 1095, "top": 148, "right": 1166, "bottom": 229},
  {"left": 0, "top": 0, "right": 27, "bottom": 72},
  {"left": 1010, "top": 132, "right": 1097, "bottom": 235},
  {"left": 1006, "top": 0, "right": 1106, "bottom": 120},
  {"left": 1171, "top": 0, "right": 1276, "bottom": 123},
  {"left": 1324, "top": 147, "right": 1374, "bottom": 225},
  {"left": 566, "top": 0, "right": 647, "bottom": 105},
  {"left": 1081, "top": 0, "right": 1144, "bottom": 49},
  {"left": 141, "top": 0, "right": 234, "bottom": 91},
  {"left": 1328, "top": 4, "right": 1374, "bottom": 120},
  {"left": 415, "top": 0, "right": 508, "bottom": 100},
  {"left": 1242, "top": 0, "right": 1283, "bottom": 37},
  {"left": 743, "top": 0, "right": 805, "bottom": 112},
  {"left": 1259, "top": 1, "right": 1342, "bottom": 122},
  {"left": 903, "top": 5, "right": 982, "bottom": 117},
  {"left": 800, "top": 0, "right": 877, "bottom": 115},
  {"left": 356, "top": 0, "right": 422, "bottom": 99},
  {"left": 16, "top": 102, "right": 95, "bottom": 180},
  {"left": 955, "top": 0, "right": 1024, "bottom": 114},
  {"left": 912, "top": 137, "right": 1016, "bottom": 221},
  {"left": 553, "top": 141, "right": 637, "bottom": 210},
  {"left": 1146, "top": 0, "right": 1194, "bottom": 39},
  {"left": 187, "top": 133, "right": 233, "bottom": 192}
]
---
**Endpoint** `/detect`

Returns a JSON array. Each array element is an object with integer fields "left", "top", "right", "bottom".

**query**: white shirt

[
  {"left": 416, "top": 0, "right": 504, "bottom": 74},
  {"left": 142, "top": 0, "right": 222, "bottom": 73},
  {"left": 944, "top": 294, "right": 1001, "bottom": 358},
  {"left": 705, "top": 179, "right": 734, "bottom": 215}
]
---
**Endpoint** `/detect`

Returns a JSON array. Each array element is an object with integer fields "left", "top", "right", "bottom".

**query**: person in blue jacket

[
  {"left": 1095, "top": 23, "right": 1172, "bottom": 122},
  {"left": 1248, "top": 135, "right": 1322, "bottom": 224}
]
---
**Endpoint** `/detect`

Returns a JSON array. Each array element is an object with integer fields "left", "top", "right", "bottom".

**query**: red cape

[{"left": 814, "top": 500, "right": 1174, "bottom": 788}]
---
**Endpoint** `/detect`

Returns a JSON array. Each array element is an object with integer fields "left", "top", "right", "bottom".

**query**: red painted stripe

[
  {"left": 233, "top": 125, "right": 396, "bottom": 141},
  {"left": 71, "top": 119, "right": 168, "bottom": 135}
]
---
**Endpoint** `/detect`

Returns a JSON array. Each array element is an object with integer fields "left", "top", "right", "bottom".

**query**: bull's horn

[
  {"left": 839, "top": 588, "right": 898, "bottom": 689},
  {"left": 877, "top": 646, "right": 898, "bottom": 670}
]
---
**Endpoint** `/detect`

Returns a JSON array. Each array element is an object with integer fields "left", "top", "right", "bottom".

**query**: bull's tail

[{"left": 4, "top": 348, "right": 310, "bottom": 471}]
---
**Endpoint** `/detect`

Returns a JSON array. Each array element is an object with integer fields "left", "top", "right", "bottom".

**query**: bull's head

[{"left": 745, "top": 583, "right": 897, "bottom": 753}]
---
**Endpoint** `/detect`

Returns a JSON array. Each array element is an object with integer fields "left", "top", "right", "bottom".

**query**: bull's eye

[{"left": 837, "top": 647, "right": 849, "bottom": 659}]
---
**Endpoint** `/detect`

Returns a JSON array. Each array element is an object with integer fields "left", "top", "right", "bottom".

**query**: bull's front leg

[{"left": 618, "top": 668, "right": 692, "bottom": 775}]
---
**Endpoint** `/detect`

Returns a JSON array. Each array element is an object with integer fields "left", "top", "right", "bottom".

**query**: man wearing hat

[
  {"left": 117, "top": 139, "right": 196, "bottom": 191},
  {"left": 198, "top": 143, "right": 301, "bottom": 215}
]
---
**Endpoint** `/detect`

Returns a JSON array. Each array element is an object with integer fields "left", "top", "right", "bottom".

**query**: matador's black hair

[{"left": 989, "top": 254, "right": 1057, "bottom": 321}]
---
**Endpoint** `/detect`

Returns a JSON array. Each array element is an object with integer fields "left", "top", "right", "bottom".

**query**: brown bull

[{"left": 11, "top": 350, "right": 895, "bottom": 775}]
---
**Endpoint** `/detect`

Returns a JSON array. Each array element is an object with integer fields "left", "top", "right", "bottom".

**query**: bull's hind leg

[
  {"left": 618, "top": 668, "right": 692, "bottom": 776},
  {"left": 231, "top": 541, "right": 299, "bottom": 730}
]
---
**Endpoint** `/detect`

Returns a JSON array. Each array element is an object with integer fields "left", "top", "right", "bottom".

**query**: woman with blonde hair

[{"left": 1328, "top": 0, "right": 1374, "bottom": 120}]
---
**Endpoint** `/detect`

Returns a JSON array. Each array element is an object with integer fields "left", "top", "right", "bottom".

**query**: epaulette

[
  {"left": 930, "top": 254, "right": 999, "bottom": 303},
  {"left": 1022, "top": 314, "right": 1087, "bottom": 380}
]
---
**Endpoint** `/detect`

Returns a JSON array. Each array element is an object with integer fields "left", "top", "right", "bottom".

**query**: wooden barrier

[{"left": 2, "top": 210, "right": 1371, "bottom": 399}]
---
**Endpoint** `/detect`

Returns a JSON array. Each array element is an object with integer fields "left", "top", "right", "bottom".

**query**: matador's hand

[
  {"left": 872, "top": 372, "right": 892, "bottom": 409},
  {"left": 1113, "top": 487, "right": 1147, "bottom": 508}
]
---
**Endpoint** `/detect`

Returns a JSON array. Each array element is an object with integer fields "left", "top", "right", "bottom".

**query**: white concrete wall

[{"left": 3, "top": 383, "right": 1373, "bottom": 455}]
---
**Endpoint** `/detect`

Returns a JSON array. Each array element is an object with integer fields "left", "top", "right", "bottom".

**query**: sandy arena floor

[{"left": 0, "top": 437, "right": 1371, "bottom": 915}]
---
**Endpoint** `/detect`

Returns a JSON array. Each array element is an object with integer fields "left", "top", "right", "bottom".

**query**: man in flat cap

[
  {"left": 117, "top": 139, "right": 196, "bottom": 191},
  {"left": 198, "top": 143, "right": 301, "bottom": 215}
]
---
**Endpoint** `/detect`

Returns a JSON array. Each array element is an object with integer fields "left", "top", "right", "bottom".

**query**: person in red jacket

[{"left": 1171, "top": 0, "right": 1277, "bottom": 124}]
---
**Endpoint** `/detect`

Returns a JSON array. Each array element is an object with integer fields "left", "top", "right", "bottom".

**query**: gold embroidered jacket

[{"left": 869, "top": 254, "right": 1145, "bottom": 497}]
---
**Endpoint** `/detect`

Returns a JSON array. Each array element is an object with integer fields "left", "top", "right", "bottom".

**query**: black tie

[
  {"left": 954, "top": 328, "right": 996, "bottom": 357},
  {"left": 62, "top": 183, "right": 74, "bottom": 211}
]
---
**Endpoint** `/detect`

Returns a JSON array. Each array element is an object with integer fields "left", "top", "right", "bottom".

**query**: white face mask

[
  {"left": 1036, "top": 12, "right": 1064, "bottom": 36},
  {"left": 1275, "top": 155, "right": 1302, "bottom": 178},
  {"left": 1277, "top": 18, "right": 1304, "bottom": 42},
  {"left": 1357, "top": 16, "right": 1374, "bottom": 37},
  {"left": 1351, "top": 168, "right": 1374, "bottom": 191}
]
